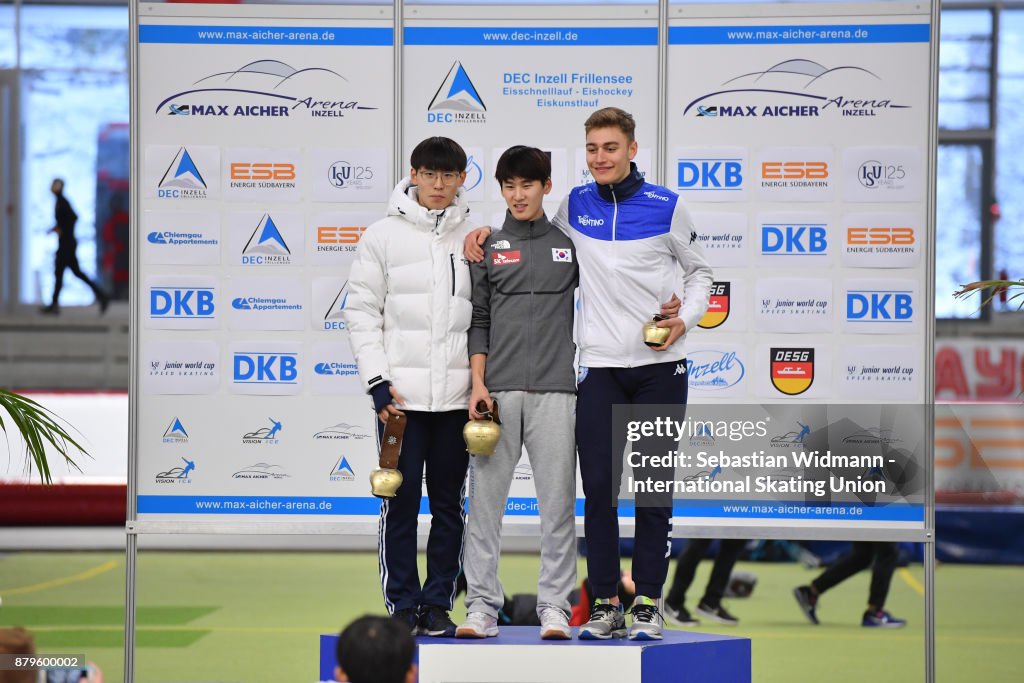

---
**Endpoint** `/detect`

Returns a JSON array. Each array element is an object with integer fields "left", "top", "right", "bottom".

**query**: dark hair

[
  {"left": 494, "top": 146, "right": 551, "bottom": 185},
  {"left": 335, "top": 616, "right": 413, "bottom": 683},
  {"left": 584, "top": 107, "right": 636, "bottom": 142},
  {"left": 410, "top": 136, "right": 467, "bottom": 173}
]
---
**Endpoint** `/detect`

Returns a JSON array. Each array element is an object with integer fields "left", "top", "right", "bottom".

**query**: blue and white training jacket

[{"left": 552, "top": 163, "right": 713, "bottom": 369}]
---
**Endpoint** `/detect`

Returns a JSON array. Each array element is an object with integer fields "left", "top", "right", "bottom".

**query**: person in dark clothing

[
  {"left": 41, "top": 178, "right": 109, "bottom": 315},
  {"left": 664, "top": 538, "right": 747, "bottom": 627},
  {"left": 794, "top": 541, "right": 907, "bottom": 628}
]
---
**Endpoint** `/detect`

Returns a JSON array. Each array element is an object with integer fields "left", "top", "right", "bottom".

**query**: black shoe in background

[
  {"left": 695, "top": 601, "right": 739, "bottom": 626},
  {"left": 391, "top": 607, "right": 420, "bottom": 635},
  {"left": 417, "top": 605, "right": 457, "bottom": 637}
]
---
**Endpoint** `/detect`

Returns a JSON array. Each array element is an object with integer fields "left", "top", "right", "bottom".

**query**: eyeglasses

[{"left": 417, "top": 170, "right": 461, "bottom": 186}]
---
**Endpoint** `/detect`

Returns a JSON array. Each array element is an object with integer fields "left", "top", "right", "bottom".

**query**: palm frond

[
  {"left": 953, "top": 279, "right": 1024, "bottom": 311},
  {"left": 0, "top": 389, "right": 87, "bottom": 484}
]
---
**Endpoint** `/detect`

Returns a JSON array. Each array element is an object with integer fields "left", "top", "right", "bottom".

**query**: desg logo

[
  {"left": 150, "top": 287, "right": 215, "bottom": 318},
  {"left": 846, "top": 290, "right": 914, "bottom": 322},
  {"left": 761, "top": 225, "right": 828, "bottom": 255},
  {"left": 233, "top": 353, "right": 299, "bottom": 384},
  {"left": 770, "top": 348, "right": 814, "bottom": 396},
  {"left": 677, "top": 158, "right": 744, "bottom": 190},
  {"left": 761, "top": 161, "right": 829, "bottom": 180},
  {"left": 698, "top": 282, "right": 730, "bottom": 329},
  {"left": 230, "top": 162, "right": 295, "bottom": 181}
]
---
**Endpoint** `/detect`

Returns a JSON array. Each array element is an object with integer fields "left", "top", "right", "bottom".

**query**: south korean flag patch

[{"left": 552, "top": 248, "right": 573, "bottom": 263}]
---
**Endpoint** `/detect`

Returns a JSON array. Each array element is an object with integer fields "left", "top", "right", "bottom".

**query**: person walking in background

[
  {"left": 40, "top": 178, "right": 109, "bottom": 315},
  {"left": 794, "top": 541, "right": 907, "bottom": 628},
  {"left": 663, "top": 538, "right": 747, "bottom": 627}
]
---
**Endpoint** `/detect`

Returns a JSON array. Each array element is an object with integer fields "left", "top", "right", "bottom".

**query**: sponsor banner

[
  {"left": 313, "top": 277, "right": 349, "bottom": 332},
  {"left": 842, "top": 146, "right": 923, "bottom": 202},
  {"left": 223, "top": 147, "right": 301, "bottom": 203},
  {"left": 139, "top": 25, "right": 394, "bottom": 46},
  {"left": 160, "top": 416, "right": 191, "bottom": 445},
  {"left": 405, "top": 27, "right": 658, "bottom": 46},
  {"left": 310, "top": 148, "right": 389, "bottom": 203},
  {"left": 145, "top": 276, "right": 220, "bottom": 330},
  {"left": 146, "top": 49, "right": 385, "bottom": 122},
  {"left": 229, "top": 341, "right": 303, "bottom": 396},
  {"left": 142, "top": 211, "right": 221, "bottom": 265},
  {"left": 935, "top": 403, "right": 1024, "bottom": 496},
  {"left": 757, "top": 212, "right": 832, "bottom": 266},
  {"left": 313, "top": 419, "right": 374, "bottom": 443},
  {"left": 757, "top": 344, "right": 831, "bottom": 399},
  {"left": 676, "top": 51, "right": 919, "bottom": 123},
  {"left": 669, "top": 24, "right": 930, "bottom": 45},
  {"left": 309, "top": 212, "right": 374, "bottom": 267},
  {"left": 227, "top": 277, "right": 306, "bottom": 331},
  {"left": 310, "top": 341, "right": 363, "bottom": 395},
  {"left": 754, "top": 147, "right": 834, "bottom": 202},
  {"left": 686, "top": 344, "right": 747, "bottom": 397},
  {"left": 238, "top": 416, "right": 286, "bottom": 447},
  {"left": 674, "top": 147, "right": 747, "bottom": 202},
  {"left": 694, "top": 279, "right": 746, "bottom": 333},
  {"left": 838, "top": 345, "right": 922, "bottom": 400},
  {"left": 840, "top": 212, "right": 921, "bottom": 268},
  {"left": 492, "top": 147, "right": 567, "bottom": 200},
  {"left": 228, "top": 211, "right": 304, "bottom": 267},
  {"left": 153, "top": 455, "right": 199, "bottom": 486},
  {"left": 688, "top": 212, "right": 748, "bottom": 267},
  {"left": 142, "top": 340, "right": 220, "bottom": 395},
  {"left": 755, "top": 278, "right": 833, "bottom": 333},
  {"left": 842, "top": 278, "right": 919, "bottom": 334},
  {"left": 145, "top": 145, "right": 220, "bottom": 201},
  {"left": 574, "top": 147, "right": 651, "bottom": 188},
  {"left": 936, "top": 340, "right": 1024, "bottom": 402}
]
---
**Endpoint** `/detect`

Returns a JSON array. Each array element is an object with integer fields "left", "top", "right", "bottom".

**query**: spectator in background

[
  {"left": 334, "top": 616, "right": 417, "bottom": 683},
  {"left": 794, "top": 541, "right": 907, "bottom": 628},
  {"left": 664, "top": 538, "right": 747, "bottom": 627},
  {"left": 40, "top": 178, "right": 109, "bottom": 315}
]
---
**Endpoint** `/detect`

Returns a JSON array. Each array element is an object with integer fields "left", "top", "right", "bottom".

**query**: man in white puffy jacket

[{"left": 343, "top": 137, "right": 476, "bottom": 638}]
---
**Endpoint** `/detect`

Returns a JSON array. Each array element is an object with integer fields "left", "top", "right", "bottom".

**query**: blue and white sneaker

[
  {"left": 578, "top": 601, "right": 626, "bottom": 640},
  {"left": 862, "top": 609, "right": 907, "bottom": 628},
  {"left": 628, "top": 596, "right": 664, "bottom": 640}
]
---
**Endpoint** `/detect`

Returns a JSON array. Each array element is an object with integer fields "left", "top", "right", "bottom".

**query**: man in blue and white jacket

[
  {"left": 343, "top": 137, "right": 476, "bottom": 638},
  {"left": 466, "top": 108, "right": 713, "bottom": 640}
]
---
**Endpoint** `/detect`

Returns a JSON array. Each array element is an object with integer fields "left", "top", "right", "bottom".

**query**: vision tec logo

[{"left": 150, "top": 288, "right": 215, "bottom": 318}]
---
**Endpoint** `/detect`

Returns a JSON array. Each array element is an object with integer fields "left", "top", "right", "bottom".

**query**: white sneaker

[
  {"left": 539, "top": 607, "right": 572, "bottom": 640},
  {"left": 455, "top": 611, "right": 498, "bottom": 638}
]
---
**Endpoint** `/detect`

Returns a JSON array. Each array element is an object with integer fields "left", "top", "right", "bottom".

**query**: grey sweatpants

[{"left": 463, "top": 390, "right": 578, "bottom": 619}]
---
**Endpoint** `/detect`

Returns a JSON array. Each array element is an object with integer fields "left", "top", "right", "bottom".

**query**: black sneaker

[
  {"left": 793, "top": 585, "right": 820, "bottom": 625},
  {"left": 695, "top": 601, "right": 739, "bottom": 625},
  {"left": 392, "top": 607, "right": 420, "bottom": 634},
  {"left": 663, "top": 603, "right": 699, "bottom": 627},
  {"left": 418, "top": 605, "right": 457, "bottom": 637}
]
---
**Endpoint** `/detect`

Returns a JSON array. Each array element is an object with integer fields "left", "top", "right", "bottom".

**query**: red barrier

[{"left": 0, "top": 484, "right": 126, "bottom": 526}]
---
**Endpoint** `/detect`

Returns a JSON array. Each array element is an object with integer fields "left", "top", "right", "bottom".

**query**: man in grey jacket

[{"left": 456, "top": 146, "right": 579, "bottom": 640}]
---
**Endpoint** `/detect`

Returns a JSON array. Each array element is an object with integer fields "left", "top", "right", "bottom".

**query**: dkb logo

[
  {"left": 761, "top": 225, "right": 827, "bottom": 255},
  {"left": 846, "top": 291, "right": 913, "bottom": 322},
  {"left": 233, "top": 352, "right": 299, "bottom": 385},
  {"left": 150, "top": 287, "right": 215, "bottom": 318},
  {"left": 677, "top": 158, "right": 743, "bottom": 191}
]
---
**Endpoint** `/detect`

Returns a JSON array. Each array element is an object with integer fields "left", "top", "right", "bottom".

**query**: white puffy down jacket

[{"left": 342, "top": 178, "right": 475, "bottom": 412}]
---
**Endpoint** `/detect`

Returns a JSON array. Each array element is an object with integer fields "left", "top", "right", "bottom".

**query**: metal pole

[
  {"left": 656, "top": 0, "right": 668, "bottom": 186},
  {"left": 124, "top": 0, "right": 142, "bottom": 680},
  {"left": 394, "top": 0, "right": 404, "bottom": 184},
  {"left": 925, "top": 2, "right": 942, "bottom": 682}
]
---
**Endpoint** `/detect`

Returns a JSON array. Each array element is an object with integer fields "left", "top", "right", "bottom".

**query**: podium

[{"left": 319, "top": 626, "right": 751, "bottom": 682}]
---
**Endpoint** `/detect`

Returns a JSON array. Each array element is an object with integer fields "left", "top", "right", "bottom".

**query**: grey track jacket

[{"left": 468, "top": 212, "right": 578, "bottom": 393}]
